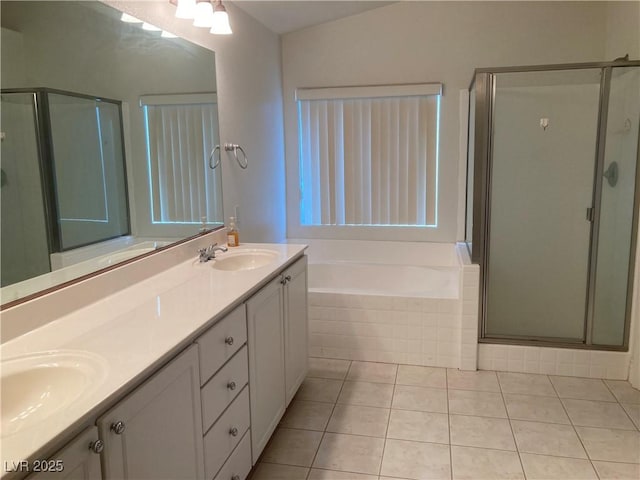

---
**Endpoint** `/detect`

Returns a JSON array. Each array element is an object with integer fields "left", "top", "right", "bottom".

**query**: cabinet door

[
  {"left": 25, "top": 427, "right": 101, "bottom": 480},
  {"left": 284, "top": 256, "right": 308, "bottom": 405},
  {"left": 98, "top": 345, "right": 205, "bottom": 480},
  {"left": 246, "top": 278, "right": 285, "bottom": 464}
]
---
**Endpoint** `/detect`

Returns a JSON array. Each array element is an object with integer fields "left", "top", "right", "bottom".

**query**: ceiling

[{"left": 233, "top": 1, "right": 394, "bottom": 35}]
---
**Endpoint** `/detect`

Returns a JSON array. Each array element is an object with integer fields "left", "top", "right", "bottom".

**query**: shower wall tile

[{"left": 478, "top": 344, "right": 630, "bottom": 380}]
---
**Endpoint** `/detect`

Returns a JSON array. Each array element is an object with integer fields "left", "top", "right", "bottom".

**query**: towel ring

[
  {"left": 224, "top": 143, "right": 248, "bottom": 169},
  {"left": 209, "top": 145, "right": 221, "bottom": 170}
]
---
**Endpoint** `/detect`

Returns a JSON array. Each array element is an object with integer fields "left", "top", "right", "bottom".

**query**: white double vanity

[{"left": 0, "top": 232, "right": 308, "bottom": 480}]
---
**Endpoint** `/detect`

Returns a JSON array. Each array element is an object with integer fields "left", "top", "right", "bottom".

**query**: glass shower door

[
  {"left": 0, "top": 93, "right": 51, "bottom": 288},
  {"left": 485, "top": 69, "right": 602, "bottom": 340},
  {"left": 591, "top": 66, "right": 640, "bottom": 346}
]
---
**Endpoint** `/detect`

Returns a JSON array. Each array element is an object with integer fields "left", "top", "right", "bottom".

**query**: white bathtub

[
  {"left": 308, "top": 262, "right": 459, "bottom": 299},
  {"left": 297, "top": 239, "right": 476, "bottom": 368}
]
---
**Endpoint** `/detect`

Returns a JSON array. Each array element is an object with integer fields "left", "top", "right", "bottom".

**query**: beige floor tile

[
  {"left": 549, "top": 376, "right": 616, "bottom": 402},
  {"left": 279, "top": 400, "right": 335, "bottom": 431},
  {"left": 396, "top": 365, "right": 446, "bottom": 388},
  {"left": 261, "top": 428, "right": 323, "bottom": 467},
  {"left": 451, "top": 445, "right": 524, "bottom": 480},
  {"left": 449, "top": 414, "right": 516, "bottom": 451},
  {"left": 622, "top": 403, "right": 640, "bottom": 429},
  {"left": 497, "top": 372, "right": 556, "bottom": 397},
  {"left": 338, "top": 381, "right": 394, "bottom": 408},
  {"left": 313, "top": 433, "right": 384, "bottom": 476},
  {"left": 447, "top": 369, "right": 500, "bottom": 392},
  {"left": 380, "top": 439, "right": 451, "bottom": 480},
  {"left": 592, "top": 461, "right": 640, "bottom": 480},
  {"left": 309, "top": 358, "right": 351, "bottom": 380},
  {"left": 392, "top": 385, "right": 448, "bottom": 413},
  {"left": 504, "top": 393, "right": 570, "bottom": 424},
  {"left": 308, "top": 468, "right": 378, "bottom": 480},
  {"left": 604, "top": 380, "right": 640, "bottom": 404},
  {"left": 251, "top": 463, "right": 310, "bottom": 480},
  {"left": 520, "top": 453, "right": 598, "bottom": 480},
  {"left": 511, "top": 420, "right": 587, "bottom": 458},
  {"left": 576, "top": 426, "right": 640, "bottom": 463},
  {"left": 387, "top": 409, "right": 449, "bottom": 444},
  {"left": 346, "top": 361, "right": 398, "bottom": 384},
  {"left": 448, "top": 389, "right": 507, "bottom": 418},
  {"left": 326, "top": 404, "right": 390, "bottom": 437},
  {"left": 563, "top": 399, "right": 636, "bottom": 430},
  {"left": 297, "top": 378, "right": 343, "bottom": 403}
]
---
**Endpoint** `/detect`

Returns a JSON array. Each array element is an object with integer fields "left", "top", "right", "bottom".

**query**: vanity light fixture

[
  {"left": 175, "top": 0, "right": 196, "bottom": 19},
  {"left": 142, "top": 22, "right": 162, "bottom": 31},
  {"left": 120, "top": 13, "right": 143, "bottom": 23},
  {"left": 193, "top": 0, "right": 214, "bottom": 28},
  {"left": 211, "top": 0, "right": 232, "bottom": 35}
]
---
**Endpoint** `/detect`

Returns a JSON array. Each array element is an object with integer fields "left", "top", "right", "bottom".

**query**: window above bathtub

[{"left": 292, "top": 83, "right": 442, "bottom": 241}]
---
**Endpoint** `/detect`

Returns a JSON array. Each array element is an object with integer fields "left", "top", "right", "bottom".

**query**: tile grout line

[
  {"left": 497, "top": 371, "right": 528, "bottom": 479},
  {"left": 548, "top": 374, "right": 600, "bottom": 480},
  {"left": 304, "top": 359, "right": 352, "bottom": 480},
  {"left": 602, "top": 378, "right": 640, "bottom": 432},
  {"left": 377, "top": 363, "right": 398, "bottom": 478}
]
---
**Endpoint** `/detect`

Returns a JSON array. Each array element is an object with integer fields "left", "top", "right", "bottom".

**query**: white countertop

[{"left": 0, "top": 243, "right": 307, "bottom": 472}]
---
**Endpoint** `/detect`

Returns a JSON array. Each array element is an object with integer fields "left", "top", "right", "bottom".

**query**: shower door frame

[{"left": 467, "top": 60, "right": 640, "bottom": 351}]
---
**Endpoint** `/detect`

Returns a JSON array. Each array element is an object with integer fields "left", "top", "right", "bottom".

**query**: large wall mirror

[{"left": 1, "top": 1, "right": 223, "bottom": 306}]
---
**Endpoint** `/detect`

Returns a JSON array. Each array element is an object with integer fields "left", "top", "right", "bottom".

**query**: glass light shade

[
  {"left": 175, "top": 0, "right": 196, "bottom": 19},
  {"left": 142, "top": 22, "right": 161, "bottom": 31},
  {"left": 161, "top": 31, "right": 178, "bottom": 38},
  {"left": 210, "top": 10, "right": 232, "bottom": 35},
  {"left": 120, "top": 13, "right": 142, "bottom": 23},
  {"left": 193, "top": 1, "right": 214, "bottom": 28}
]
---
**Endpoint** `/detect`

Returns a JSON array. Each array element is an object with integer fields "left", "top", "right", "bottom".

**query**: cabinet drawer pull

[
  {"left": 285, "top": 275, "right": 292, "bottom": 282},
  {"left": 89, "top": 440, "right": 104, "bottom": 454},
  {"left": 231, "top": 475, "right": 240, "bottom": 480},
  {"left": 229, "top": 427, "right": 239, "bottom": 437},
  {"left": 227, "top": 381, "right": 237, "bottom": 391},
  {"left": 111, "top": 421, "right": 126, "bottom": 435},
  {"left": 224, "top": 336, "right": 234, "bottom": 346}
]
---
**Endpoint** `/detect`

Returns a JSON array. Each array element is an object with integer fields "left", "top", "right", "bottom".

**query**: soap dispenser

[{"left": 227, "top": 217, "right": 239, "bottom": 247}]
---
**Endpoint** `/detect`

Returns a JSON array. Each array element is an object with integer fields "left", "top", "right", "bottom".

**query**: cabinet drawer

[
  {"left": 213, "top": 430, "right": 251, "bottom": 480},
  {"left": 197, "top": 305, "right": 247, "bottom": 385},
  {"left": 203, "top": 387, "right": 250, "bottom": 480},
  {"left": 202, "top": 345, "right": 249, "bottom": 432}
]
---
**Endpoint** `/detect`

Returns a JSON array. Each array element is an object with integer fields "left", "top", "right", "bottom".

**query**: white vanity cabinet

[
  {"left": 246, "top": 256, "right": 308, "bottom": 463},
  {"left": 97, "top": 345, "right": 205, "bottom": 480},
  {"left": 24, "top": 427, "right": 102, "bottom": 480}
]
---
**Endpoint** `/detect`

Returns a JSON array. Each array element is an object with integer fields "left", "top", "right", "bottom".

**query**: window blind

[
  {"left": 297, "top": 87, "right": 440, "bottom": 227},
  {"left": 143, "top": 96, "right": 221, "bottom": 224}
]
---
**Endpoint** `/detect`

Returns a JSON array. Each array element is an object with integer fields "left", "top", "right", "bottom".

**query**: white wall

[
  {"left": 106, "top": 0, "right": 287, "bottom": 242},
  {"left": 282, "top": 1, "right": 612, "bottom": 243}
]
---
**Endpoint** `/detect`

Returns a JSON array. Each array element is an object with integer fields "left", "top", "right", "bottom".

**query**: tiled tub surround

[
  {"left": 0, "top": 236, "right": 307, "bottom": 470},
  {"left": 302, "top": 240, "right": 480, "bottom": 370},
  {"left": 252, "top": 358, "right": 640, "bottom": 480}
]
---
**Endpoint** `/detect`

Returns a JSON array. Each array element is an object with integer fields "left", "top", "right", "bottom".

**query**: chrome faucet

[{"left": 198, "top": 243, "right": 228, "bottom": 262}]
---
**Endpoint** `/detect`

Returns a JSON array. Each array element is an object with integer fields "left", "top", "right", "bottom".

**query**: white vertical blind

[
  {"left": 143, "top": 99, "right": 221, "bottom": 224},
  {"left": 297, "top": 92, "right": 439, "bottom": 226}
]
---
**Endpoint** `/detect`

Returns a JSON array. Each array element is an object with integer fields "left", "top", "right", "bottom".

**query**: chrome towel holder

[{"left": 209, "top": 143, "right": 249, "bottom": 170}]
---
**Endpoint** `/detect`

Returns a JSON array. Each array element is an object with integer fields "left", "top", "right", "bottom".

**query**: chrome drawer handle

[
  {"left": 89, "top": 440, "right": 104, "bottom": 454},
  {"left": 110, "top": 421, "right": 126, "bottom": 435},
  {"left": 227, "top": 381, "right": 237, "bottom": 391},
  {"left": 229, "top": 427, "right": 239, "bottom": 437},
  {"left": 225, "top": 336, "right": 234, "bottom": 346}
]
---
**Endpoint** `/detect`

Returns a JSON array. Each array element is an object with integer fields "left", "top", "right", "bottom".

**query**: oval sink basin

[
  {"left": 1, "top": 351, "right": 107, "bottom": 437},
  {"left": 212, "top": 250, "right": 278, "bottom": 271}
]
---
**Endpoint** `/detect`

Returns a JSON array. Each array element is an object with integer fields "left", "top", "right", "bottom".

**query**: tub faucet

[{"left": 198, "top": 243, "right": 228, "bottom": 262}]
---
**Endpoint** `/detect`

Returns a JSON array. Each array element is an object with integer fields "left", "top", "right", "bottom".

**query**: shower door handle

[{"left": 586, "top": 207, "right": 594, "bottom": 222}]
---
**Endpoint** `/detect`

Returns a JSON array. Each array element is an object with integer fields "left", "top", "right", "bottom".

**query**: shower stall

[
  {"left": 466, "top": 59, "right": 640, "bottom": 350},
  {"left": 0, "top": 88, "right": 129, "bottom": 286}
]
